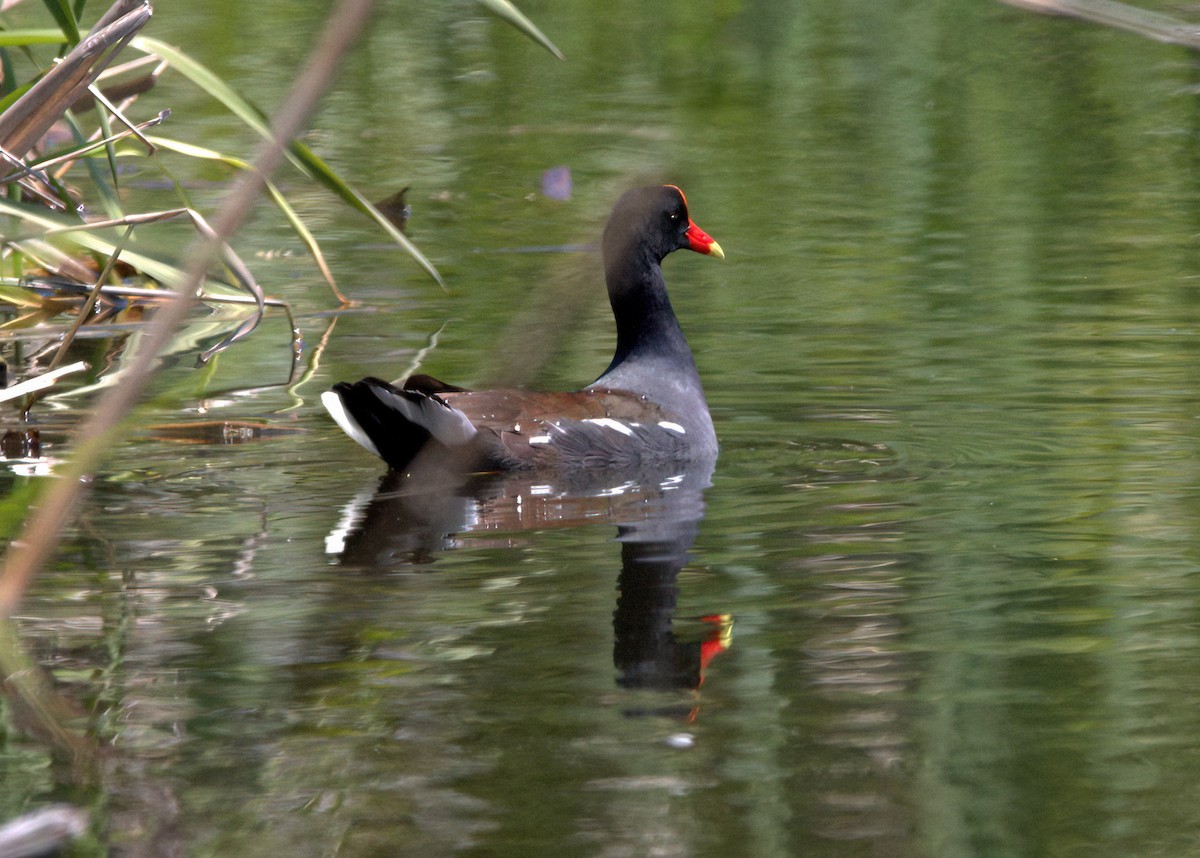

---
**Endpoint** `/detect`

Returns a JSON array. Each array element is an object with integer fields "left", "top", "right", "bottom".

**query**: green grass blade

[
  {"left": 39, "top": 0, "right": 80, "bottom": 45},
  {"left": 0, "top": 196, "right": 185, "bottom": 287},
  {"left": 0, "top": 29, "right": 69, "bottom": 47},
  {"left": 0, "top": 81, "right": 31, "bottom": 114},
  {"left": 288, "top": 140, "right": 445, "bottom": 289},
  {"left": 134, "top": 36, "right": 444, "bottom": 289},
  {"left": 146, "top": 136, "right": 350, "bottom": 302},
  {"left": 261, "top": 180, "right": 347, "bottom": 302},
  {"left": 475, "top": 0, "right": 564, "bottom": 60},
  {"left": 132, "top": 36, "right": 271, "bottom": 137},
  {"left": 141, "top": 134, "right": 243, "bottom": 165},
  {"left": 64, "top": 110, "right": 125, "bottom": 221}
]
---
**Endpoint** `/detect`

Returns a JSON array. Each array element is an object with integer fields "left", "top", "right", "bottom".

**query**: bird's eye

[{"left": 668, "top": 211, "right": 679, "bottom": 221}]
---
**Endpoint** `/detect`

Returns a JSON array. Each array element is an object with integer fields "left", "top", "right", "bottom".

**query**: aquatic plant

[{"left": 0, "top": 1, "right": 562, "bottom": 849}]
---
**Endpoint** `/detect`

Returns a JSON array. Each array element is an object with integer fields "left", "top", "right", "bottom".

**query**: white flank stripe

[
  {"left": 584, "top": 417, "right": 635, "bottom": 437},
  {"left": 528, "top": 435, "right": 552, "bottom": 445},
  {"left": 322, "top": 391, "right": 382, "bottom": 457},
  {"left": 658, "top": 421, "right": 686, "bottom": 434}
]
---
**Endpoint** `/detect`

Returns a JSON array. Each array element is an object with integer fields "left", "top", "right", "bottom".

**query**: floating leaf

[{"left": 373, "top": 187, "right": 410, "bottom": 232}]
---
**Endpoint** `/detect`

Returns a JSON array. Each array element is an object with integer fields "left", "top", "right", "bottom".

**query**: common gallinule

[{"left": 322, "top": 184, "right": 724, "bottom": 473}]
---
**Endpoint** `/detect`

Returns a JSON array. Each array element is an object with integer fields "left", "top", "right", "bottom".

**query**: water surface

[{"left": 4, "top": 2, "right": 1200, "bottom": 856}]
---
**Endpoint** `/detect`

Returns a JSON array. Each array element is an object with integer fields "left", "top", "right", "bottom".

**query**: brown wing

[
  {"left": 437, "top": 387, "right": 689, "bottom": 469},
  {"left": 436, "top": 388, "right": 669, "bottom": 430},
  {"left": 403, "top": 373, "right": 469, "bottom": 395}
]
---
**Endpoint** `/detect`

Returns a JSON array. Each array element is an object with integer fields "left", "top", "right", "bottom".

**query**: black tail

[{"left": 322, "top": 377, "right": 477, "bottom": 471}]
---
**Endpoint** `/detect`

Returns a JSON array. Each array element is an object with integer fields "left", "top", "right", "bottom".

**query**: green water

[{"left": 4, "top": 1, "right": 1200, "bottom": 855}]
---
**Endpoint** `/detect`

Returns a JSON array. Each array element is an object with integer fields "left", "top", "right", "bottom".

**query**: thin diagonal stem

[
  {"left": 47, "top": 223, "right": 135, "bottom": 371},
  {"left": 0, "top": 0, "right": 377, "bottom": 618}
]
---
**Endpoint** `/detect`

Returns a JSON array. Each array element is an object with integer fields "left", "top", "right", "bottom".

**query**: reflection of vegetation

[
  {"left": 5, "top": 0, "right": 1200, "bottom": 854},
  {"left": 0, "top": 0, "right": 565, "bottom": 406},
  {"left": 0, "top": 0, "right": 563, "bottom": 850},
  {"left": 0, "top": 0, "right": 439, "bottom": 407},
  {"left": 1001, "top": 0, "right": 1200, "bottom": 49}
]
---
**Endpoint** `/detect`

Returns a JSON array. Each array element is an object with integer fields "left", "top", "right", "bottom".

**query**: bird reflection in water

[{"left": 326, "top": 458, "right": 730, "bottom": 719}]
